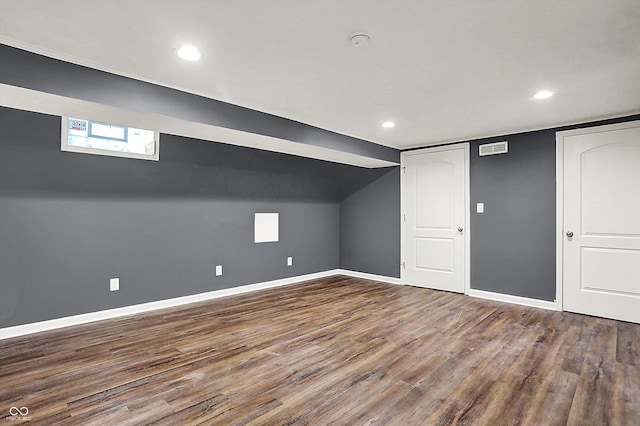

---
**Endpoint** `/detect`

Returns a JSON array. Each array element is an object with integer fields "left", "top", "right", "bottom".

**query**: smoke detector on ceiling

[{"left": 350, "top": 34, "right": 371, "bottom": 48}]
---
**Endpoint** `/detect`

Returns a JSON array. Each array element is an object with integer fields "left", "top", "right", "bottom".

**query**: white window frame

[{"left": 61, "top": 116, "right": 159, "bottom": 161}]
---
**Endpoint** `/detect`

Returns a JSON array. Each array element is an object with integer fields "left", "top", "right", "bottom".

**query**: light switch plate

[
  {"left": 287, "top": 257, "right": 293, "bottom": 266},
  {"left": 477, "top": 203, "right": 484, "bottom": 213},
  {"left": 215, "top": 265, "right": 223, "bottom": 276}
]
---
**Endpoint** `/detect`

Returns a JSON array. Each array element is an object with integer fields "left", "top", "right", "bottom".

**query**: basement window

[{"left": 62, "top": 117, "right": 159, "bottom": 161}]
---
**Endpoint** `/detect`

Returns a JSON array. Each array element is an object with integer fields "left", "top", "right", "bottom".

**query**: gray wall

[
  {"left": 4, "top": 105, "right": 637, "bottom": 328},
  {"left": 0, "top": 43, "right": 404, "bottom": 328},
  {"left": 468, "top": 115, "right": 640, "bottom": 302},
  {"left": 0, "top": 44, "right": 399, "bottom": 164},
  {"left": 4, "top": 45, "right": 634, "bottom": 326},
  {"left": 340, "top": 167, "right": 401, "bottom": 278},
  {"left": 469, "top": 131, "right": 557, "bottom": 301},
  {"left": 0, "top": 107, "right": 351, "bottom": 327},
  {"left": 0, "top": 106, "right": 402, "bottom": 328}
]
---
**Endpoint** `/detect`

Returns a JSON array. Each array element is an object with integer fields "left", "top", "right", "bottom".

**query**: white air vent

[{"left": 479, "top": 141, "right": 508, "bottom": 156}]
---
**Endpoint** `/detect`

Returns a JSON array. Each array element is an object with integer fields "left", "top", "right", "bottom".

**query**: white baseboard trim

[
  {"left": 10, "top": 270, "right": 558, "bottom": 340},
  {"left": 0, "top": 270, "right": 340, "bottom": 340},
  {"left": 468, "top": 288, "right": 558, "bottom": 311},
  {"left": 337, "top": 269, "right": 402, "bottom": 285}
]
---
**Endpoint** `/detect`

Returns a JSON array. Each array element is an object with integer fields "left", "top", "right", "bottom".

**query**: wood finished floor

[{"left": 1, "top": 276, "right": 638, "bottom": 425}]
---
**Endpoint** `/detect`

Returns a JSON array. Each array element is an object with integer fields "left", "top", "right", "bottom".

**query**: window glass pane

[
  {"left": 66, "top": 118, "right": 155, "bottom": 156},
  {"left": 89, "top": 122, "right": 126, "bottom": 140}
]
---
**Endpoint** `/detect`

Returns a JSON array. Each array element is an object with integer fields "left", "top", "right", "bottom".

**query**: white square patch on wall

[{"left": 254, "top": 213, "right": 279, "bottom": 243}]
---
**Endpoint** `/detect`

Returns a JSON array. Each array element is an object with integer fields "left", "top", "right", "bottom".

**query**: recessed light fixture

[
  {"left": 382, "top": 121, "right": 395, "bottom": 128},
  {"left": 533, "top": 90, "right": 554, "bottom": 100},
  {"left": 177, "top": 45, "right": 201, "bottom": 61}
]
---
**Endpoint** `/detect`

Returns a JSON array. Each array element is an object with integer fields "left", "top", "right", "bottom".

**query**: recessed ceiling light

[
  {"left": 533, "top": 90, "right": 554, "bottom": 100},
  {"left": 382, "top": 121, "right": 395, "bottom": 128},
  {"left": 177, "top": 45, "right": 201, "bottom": 61}
]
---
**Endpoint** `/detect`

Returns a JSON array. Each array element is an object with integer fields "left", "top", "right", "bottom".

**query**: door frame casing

[
  {"left": 555, "top": 119, "right": 640, "bottom": 314},
  {"left": 400, "top": 143, "right": 470, "bottom": 294}
]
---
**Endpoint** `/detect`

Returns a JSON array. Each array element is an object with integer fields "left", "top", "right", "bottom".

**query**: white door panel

[
  {"left": 415, "top": 162, "right": 454, "bottom": 229},
  {"left": 581, "top": 247, "right": 640, "bottom": 295},
  {"left": 402, "top": 146, "right": 468, "bottom": 293},
  {"left": 562, "top": 123, "right": 640, "bottom": 323},
  {"left": 580, "top": 142, "right": 640, "bottom": 236},
  {"left": 415, "top": 237, "right": 454, "bottom": 272}
]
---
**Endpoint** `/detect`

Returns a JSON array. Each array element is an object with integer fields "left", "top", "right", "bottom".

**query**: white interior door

[
  {"left": 561, "top": 122, "right": 640, "bottom": 324},
  {"left": 402, "top": 145, "right": 468, "bottom": 293}
]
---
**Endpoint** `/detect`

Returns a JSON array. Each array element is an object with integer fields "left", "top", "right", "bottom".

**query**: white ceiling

[{"left": 1, "top": 0, "right": 639, "bottom": 150}]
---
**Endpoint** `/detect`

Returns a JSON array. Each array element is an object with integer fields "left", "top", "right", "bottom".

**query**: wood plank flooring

[{"left": 1, "top": 275, "right": 638, "bottom": 425}]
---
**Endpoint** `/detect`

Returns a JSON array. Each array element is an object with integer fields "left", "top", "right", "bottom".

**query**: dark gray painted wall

[
  {"left": 469, "top": 131, "right": 557, "bottom": 301},
  {"left": 5, "top": 105, "right": 637, "bottom": 328},
  {"left": 1, "top": 107, "right": 366, "bottom": 327},
  {"left": 468, "top": 114, "right": 640, "bottom": 301},
  {"left": 0, "top": 44, "right": 399, "bottom": 163},
  {"left": 340, "top": 168, "right": 401, "bottom": 278},
  {"left": 3, "top": 44, "right": 634, "bottom": 325}
]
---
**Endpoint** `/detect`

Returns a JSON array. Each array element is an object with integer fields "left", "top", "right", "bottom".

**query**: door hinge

[
  {"left": 401, "top": 166, "right": 406, "bottom": 173},
  {"left": 403, "top": 214, "right": 406, "bottom": 222},
  {"left": 400, "top": 262, "right": 406, "bottom": 269}
]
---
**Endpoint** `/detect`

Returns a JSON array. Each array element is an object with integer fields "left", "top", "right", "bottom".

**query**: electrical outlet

[
  {"left": 287, "top": 257, "right": 293, "bottom": 266},
  {"left": 110, "top": 278, "right": 120, "bottom": 291},
  {"left": 215, "top": 265, "right": 223, "bottom": 276}
]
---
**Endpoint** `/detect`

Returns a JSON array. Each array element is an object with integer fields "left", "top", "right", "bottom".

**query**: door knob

[
  {"left": 458, "top": 227, "right": 464, "bottom": 233},
  {"left": 566, "top": 231, "right": 574, "bottom": 238}
]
